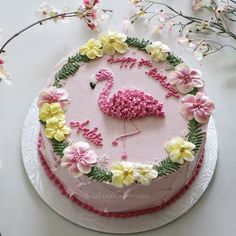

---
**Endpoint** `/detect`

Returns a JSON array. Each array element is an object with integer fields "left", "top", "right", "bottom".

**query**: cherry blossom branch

[
  {"left": 0, "top": 1, "right": 112, "bottom": 85},
  {"left": 127, "top": 0, "right": 236, "bottom": 61},
  {"left": 0, "top": 12, "right": 77, "bottom": 54}
]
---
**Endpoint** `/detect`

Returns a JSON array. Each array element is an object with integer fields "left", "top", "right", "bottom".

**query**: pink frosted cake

[{"left": 37, "top": 31, "right": 215, "bottom": 217}]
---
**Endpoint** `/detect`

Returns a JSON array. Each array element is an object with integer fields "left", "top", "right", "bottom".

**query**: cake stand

[{"left": 21, "top": 99, "right": 218, "bottom": 234}]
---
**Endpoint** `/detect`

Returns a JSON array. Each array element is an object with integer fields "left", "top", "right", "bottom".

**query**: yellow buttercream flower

[
  {"left": 44, "top": 117, "right": 71, "bottom": 141},
  {"left": 111, "top": 161, "right": 138, "bottom": 188},
  {"left": 39, "top": 102, "right": 65, "bottom": 122},
  {"left": 79, "top": 39, "right": 103, "bottom": 59},
  {"left": 165, "top": 137, "right": 195, "bottom": 164},
  {"left": 146, "top": 41, "right": 170, "bottom": 62},
  {"left": 99, "top": 31, "right": 128, "bottom": 55},
  {"left": 134, "top": 163, "right": 158, "bottom": 185}
]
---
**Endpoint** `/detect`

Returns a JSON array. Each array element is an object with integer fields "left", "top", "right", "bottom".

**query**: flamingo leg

[{"left": 112, "top": 120, "right": 141, "bottom": 160}]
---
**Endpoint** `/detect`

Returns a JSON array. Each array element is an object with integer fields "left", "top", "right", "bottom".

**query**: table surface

[{"left": 0, "top": 1, "right": 236, "bottom": 236}]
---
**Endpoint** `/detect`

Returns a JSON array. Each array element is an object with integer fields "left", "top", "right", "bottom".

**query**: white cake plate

[{"left": 21, "top": 100, "right": 218, "bottom": 234}]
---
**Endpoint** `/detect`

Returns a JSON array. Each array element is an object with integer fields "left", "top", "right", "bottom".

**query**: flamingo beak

[
  {"left": 90, "top": 82, "right": 96, "bottom": 89},
  {"left": 90, "top": 74, "right": 97, "bottom": 89}
]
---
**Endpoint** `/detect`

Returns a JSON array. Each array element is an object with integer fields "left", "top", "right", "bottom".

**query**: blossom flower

[
  {"left": 134, "top": 163, "right": 158, "bottom": 185},
  {"left": 181, "top": 92, "right": 215, "bottom": 123},
  {"left": 44, "top": 117, "right": 71, "bottom": 141},
  {"left": 83, "top": 0, "right": 99, "bottom": 9},
  {"left": 146, "top": 41, "right": 170, "bottom": 62},
  {"left": 129, "top": 0, "right": 140, "bottom": 5},
  {"left": 111, "top": 161, "right": 139, "bottom": 188},
  {"left": 39, "top": 102, "right": 65, "bottom": 122},
  {"left": 166, "top": 137, "right": 196, "bottom": 164},
  {"left": 35, "top": 2, "right": 55, "bottom": 20},
  {"left": 61, "top": 142, "right": 98, "bottom": 177},
  {"left": 192, "top": 0, "right": 207, "bottom": 10},
  {"left": 38, "top": 86, "right": 70, "bottom": 110},
  {"left": 79, "top": 39, "right": 103, "bottom": 59},
  {"left": 35, "top": 2, "right": 67, "bottom": 23},
  {"left": 122, "top": 18, "right": 134, "bottom": 34},
  {"left": 99, "top": 31, "right": 128, "bottom": 55},
  {"left": 169, "top": 63, "right": 204, "bottom": 94},
  {"left": 0, "top": 61, "right": 12, "bottom": 86}
]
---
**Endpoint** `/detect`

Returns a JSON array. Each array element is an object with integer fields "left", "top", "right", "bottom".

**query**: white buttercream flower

[
  {"left": 135, "top": 163, "right": 158, "bottom": 185},
  {"left": 146, "top": 41, "right": 170, "bottom": 62},
  {"left": 111, "top": 161, "right": 139, "bottom": 188},
  {"left": 166, "top": 137, "right": 195, "bottom": 164}
]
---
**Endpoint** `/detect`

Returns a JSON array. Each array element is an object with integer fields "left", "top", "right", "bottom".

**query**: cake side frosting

[{"left": 37, "top": 31, "right": 215, "bottom": 216}]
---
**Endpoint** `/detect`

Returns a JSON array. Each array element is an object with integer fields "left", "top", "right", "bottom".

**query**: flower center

[
  {"left": 50, "top": 94, "right": 59, "bottom": 103},
  {"left": 179, "top": 147, "right": 186, "bottom": 153},
  {"left": 73, "top": 153, "right": 82, "bottom": 162},
  {"left": 182, "top": 73, "right": 191, "bottom": 83},
  {"left": 140, "top": 169, "right": 148, "bottom": 176},
  {"left": 123, "top": 169, "right": 132, "bottom": 177},
  {"left": 109, "top": 38, "right": 115, "bottom": 43},
  {"left": 193, "top": 102, "right": 203, "bottom": 110}
]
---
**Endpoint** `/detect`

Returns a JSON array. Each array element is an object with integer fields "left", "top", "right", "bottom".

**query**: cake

[{"left": 37, "top": 31, "right": 215, "bottom": 217}]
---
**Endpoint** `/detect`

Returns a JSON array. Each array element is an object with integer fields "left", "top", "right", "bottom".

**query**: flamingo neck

[{"left": 98, "top": 75, "right": 113, "bottom": 109}]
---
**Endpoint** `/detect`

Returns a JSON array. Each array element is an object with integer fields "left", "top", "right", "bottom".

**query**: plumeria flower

[
  {"left": 44, "top": 117, "right": 71, "bottom": 141},
  {"left": 181, "top": 92, "right": 215, "bottom": 123},
  {"left": 61, "top": 142, "right": 98, "bottom": 177},
  {"left": 79, "top": 39, "right": 103, "bottom": 59},
  {"left": 146, "top": 41, "right": 170, "bottom": 62},
  {"left": 99, "top": 31, "right": 128, "bottom": 55},
  {"left": 169, "top": 63, "right": 204, "bottom": 94},
  {"left": 166, "top": 137, "right": 195, "bottom": 164},
  {"left": 134, "top": 163, "right": 158, "bottom": 185},
  {"left": 111, "top": 161, "right": 139, "bottom": 188},
  {"left": 39, "top": 102, "right": 65, "bottom": 122},
  {"left": 38, "top": 86, "right": 70, "bottom": 110},
  {"left": 122, "top": 18, "right": 134, "bottom": 34}
]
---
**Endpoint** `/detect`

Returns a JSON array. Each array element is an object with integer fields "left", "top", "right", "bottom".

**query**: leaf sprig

[{"left": 153, "top": 158, "right": 181, "bottom": 176}]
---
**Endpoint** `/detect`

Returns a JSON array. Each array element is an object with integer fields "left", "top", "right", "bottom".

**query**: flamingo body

[
  {"left": 100, "top": 89, "right": 164, "bottom": 120},
  {"left": 94, "top": 68, "right": 165, "bottom": 120}
]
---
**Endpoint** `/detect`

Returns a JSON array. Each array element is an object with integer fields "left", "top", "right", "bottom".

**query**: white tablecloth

[{"left": 0, "top": 0, "right": 235, "bottom": 235}]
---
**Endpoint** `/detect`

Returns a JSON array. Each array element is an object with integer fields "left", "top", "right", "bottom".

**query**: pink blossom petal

[
  {"left": 83, "top": 150, "right": 98, "bottom": 164},
  {"left": 176, "top": 82, "right": 194, "bottom": 94},
  {"left": 194, "top": 109, "right": 209, "bottom": 123},
  {"left": 191, "top": 78, "right": 204, "bottom": 88},
  {"left": 190, "top": 69, "right": 201, "bottom": 78},
  {"left": 68, "top": 164, "right": 82, "bottom": 177},
  {"left": 182, "top": 94, "right": 196, "bottom": 104},
  {"left": 77, "top": 163, "right": 92, "bottom": 174},
  {"left": 181, "top": 106, "right": 194, "bottom": 120},
  {"left": 74, "top": 142, "right": 89, "bottom": 153}
]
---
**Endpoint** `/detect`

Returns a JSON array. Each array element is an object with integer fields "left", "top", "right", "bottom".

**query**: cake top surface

[{"left": 38, "top": 31, "right": 215, "bottom": 188}]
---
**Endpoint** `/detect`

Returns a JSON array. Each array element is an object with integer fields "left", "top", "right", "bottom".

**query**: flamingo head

[{"left": 90, "top": 68, "right": 113, "bottom": 89}]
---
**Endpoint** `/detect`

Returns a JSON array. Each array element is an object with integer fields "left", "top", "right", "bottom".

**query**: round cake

[{"left": 37, "top": 31, "right": 215, "bottom": 217}]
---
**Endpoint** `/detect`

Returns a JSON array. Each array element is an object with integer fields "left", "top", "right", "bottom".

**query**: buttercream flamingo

[{"left": 90, "top": 68, "right": 165, "bottom": 160}]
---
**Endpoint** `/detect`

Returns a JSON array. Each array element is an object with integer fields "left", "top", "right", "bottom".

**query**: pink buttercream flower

[
  {"left": 61, "top": 142, "right": 98, "bottom": 177},
  {"left": 181, "top": 92, "right": 215, "bottom": 123},
  {"left": 169, "top": 63, "right": 204, "bottom": 94},
  {"left": 38, "top": 86, "right": 70, "bottom": 110}
]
